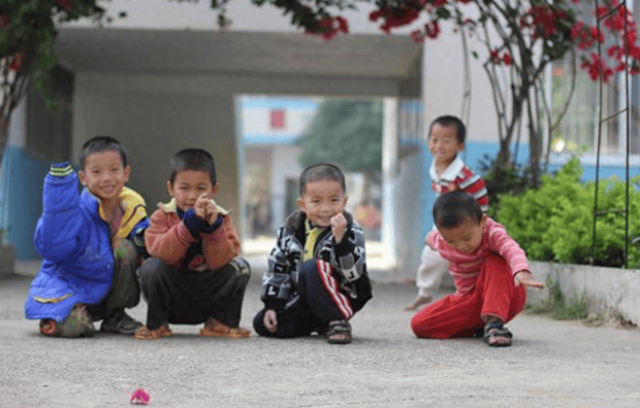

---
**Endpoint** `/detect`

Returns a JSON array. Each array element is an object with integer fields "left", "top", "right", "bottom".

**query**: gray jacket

[{"left": 260, "top": 210, "right": 368, "bottom": 310}]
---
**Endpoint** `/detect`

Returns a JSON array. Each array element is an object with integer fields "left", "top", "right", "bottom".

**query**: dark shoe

[
  {"left": 327, "top": 319, "right": 352, "bottom": 344},
  {"left": 483, "top": 320, "right": 513, "bottom": 347},
  {"left": 100, "top": 311, "right": 143, "bottom": 335}
]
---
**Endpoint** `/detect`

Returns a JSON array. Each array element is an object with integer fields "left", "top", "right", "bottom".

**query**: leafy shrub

[
  {"left": 495, "top": 157, "right": 640, "bottom": 267},
  {"left": 477, "top": 153, "right": 536, "bottom": 219}
]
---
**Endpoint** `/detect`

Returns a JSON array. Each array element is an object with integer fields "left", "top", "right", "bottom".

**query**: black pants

[
  {"left": 88, "top": 239, "right": 141, "bottom": 322},
  {"left": 138, "top": 257, "right": 251, "bottom": 330},
  {"left": 253, "top": 259, "right": 372, "bottom": 338}
]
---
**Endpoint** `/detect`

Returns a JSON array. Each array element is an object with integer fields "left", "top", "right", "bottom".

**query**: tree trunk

[
  {"left": 0, "top": 114, "right": 11, "bottom": 169},
  {"left": 494, "top": 141, "right": 512, "bottom": 172}
]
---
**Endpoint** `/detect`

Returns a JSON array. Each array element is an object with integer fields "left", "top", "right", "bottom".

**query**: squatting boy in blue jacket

[{"left": 24, "top": 136, "right": 149, "bottom": 337}]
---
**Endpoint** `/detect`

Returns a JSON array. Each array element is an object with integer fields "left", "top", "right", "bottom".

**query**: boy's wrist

[
  {"left": 49, "top": 162, "right": 73, "bottom": 177},
  {"left": 202, "top": 214, "right": 223, "bottom": 233},
  {"left": 182, "top": 209, "right": 209, "bottom": 237}
]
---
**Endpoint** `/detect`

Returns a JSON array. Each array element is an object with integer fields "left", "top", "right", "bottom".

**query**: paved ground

[{"left": 1, "top": 252, "right": 639, "bottom": 408}]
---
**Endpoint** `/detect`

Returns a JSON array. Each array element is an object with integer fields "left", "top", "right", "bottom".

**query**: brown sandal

[
  {"left": 200, "top": 318, "right": 250, "bottom": 338},
  {"left": 134, "top": 324, "right": 172, "bottom": 340}
]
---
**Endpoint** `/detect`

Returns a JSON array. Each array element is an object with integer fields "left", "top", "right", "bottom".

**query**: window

[
  {"left": 270, "top": 109, "right": 285, "bottom": 129},
  {"left": 548, "top": 0, "right": 640, "bottom": 158}
]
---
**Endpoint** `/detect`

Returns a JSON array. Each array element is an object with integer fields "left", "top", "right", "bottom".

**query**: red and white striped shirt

[
  {"left": 430, "top": 156, "right": 489, "bottom": 212},
  {"left": 427, "top": 218, "right": 529, "bottom": 296}
]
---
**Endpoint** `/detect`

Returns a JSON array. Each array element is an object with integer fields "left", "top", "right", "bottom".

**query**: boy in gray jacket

[{"left": 253, "top": 163, "right": 373, "bottom": 344}]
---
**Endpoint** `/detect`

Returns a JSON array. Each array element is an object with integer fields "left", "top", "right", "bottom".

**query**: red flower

[
  {"left": 8, "top": 52, "right": 24, "bottom": 72},
  {"left": 503, "top": 52, "right": 513, "bottom": 65},
  {"left": 411, "top": 29, "right": 424, "bottom": 43},
  {"left": 424, "top": 21, "right": 440, "bottom": 39},
  {"left": 55, "top": 0, "right": 76, "bottom": 10},
  {"left": 336, "top": 16, "right": 349, "bottom": 34},
  {"left": 490, "top": 49, "right": 500, "bottom": 63}
]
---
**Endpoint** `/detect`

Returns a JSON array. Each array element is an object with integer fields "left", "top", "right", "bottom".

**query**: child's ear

[
  {"left": 342, "top": 196, "right": 348, "bottom": 207},
  {"left": 211, "top": 182, "right": 220, "bottom": 197},
  {"left": 166, "top": 180, "right": 175, "bottom": 197},
  {"left": 296, "top": 196, "right": 305, "bottom": 211},
  {"left": 123, "top": 165, "right": 131, "bottom": 183},
  {"left": 459, "top": 142, "right": 466, "bottom": 152},
  {"left": 78, "top": 171, "right": 87, "bottom": 186},
  {"left": 480, "top": 213, "right": 488, "bottom": 228}
]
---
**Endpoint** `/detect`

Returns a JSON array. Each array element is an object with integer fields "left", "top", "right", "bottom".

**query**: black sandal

[
  {"left": 483, "top": 320, "right": 513, "bottom": 347},
  {"left": 327, "top": 319, "right": 352, "bottom": 344}
]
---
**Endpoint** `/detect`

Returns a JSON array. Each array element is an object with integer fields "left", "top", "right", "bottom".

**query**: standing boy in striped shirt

[
  {"left": 404, "top": 115, "right": 489, "bottom": 311},
  {"left": 411, "top": 191, "right": 544, "bottom": 346}
]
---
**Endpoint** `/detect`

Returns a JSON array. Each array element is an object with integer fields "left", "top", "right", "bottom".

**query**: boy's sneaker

[{"left": 100, "top": 310, "right": 143, "bottom": 335}]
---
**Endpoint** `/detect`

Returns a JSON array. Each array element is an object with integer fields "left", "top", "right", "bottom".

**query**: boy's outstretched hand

[
  {"left": 514, "top": 270, "right": 545, "bottom": 288},
  {"left": 264, "top": 309, "right": 278, "bottom": 333},
  {"left": 330, "top": 213, "right": 347, "bottom": 244}
]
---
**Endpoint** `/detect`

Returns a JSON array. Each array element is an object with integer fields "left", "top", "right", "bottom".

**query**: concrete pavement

[{"left": 1, "top": 252, "right": 639, "bottom": 408}]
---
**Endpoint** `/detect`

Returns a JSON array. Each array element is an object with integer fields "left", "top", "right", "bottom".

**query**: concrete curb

[{"left": 529, "top": 261, "right": 640, "bottom": 326}]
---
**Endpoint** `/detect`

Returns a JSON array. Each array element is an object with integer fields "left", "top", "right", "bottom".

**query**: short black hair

[
  {"left": 429, "top": 115, "right": 466, "bottom": 144},
  {"left": 433, "top": 190, "right": 483, "bottom": 229},
  {"left": 78, "top": 136, "right": 128, "bottom": 170},
  {"left": 299, "top": 163, "right": 346, "bottom": 195},
  {"left": 169, "top": 148, "right": 217, "bottom": 185}
]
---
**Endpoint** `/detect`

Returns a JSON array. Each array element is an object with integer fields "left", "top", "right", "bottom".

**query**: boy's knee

[
  {"left": 410, "top": 311, "right": 436, "bottom": 339},
  {"left": 137, "top": 257, "right": 171, "bottom": 285},
  {"left": 252, "top": 309, "right": 270, "bottom": 337},
  {"left": 229, "top": 257, "right": 251, "bottom": 279},
  {"left": 116, "top": 239, "right": 139, "bottom": 264},
  {"left": 298, "top": 259, "right": 322, "bottom": 282}
]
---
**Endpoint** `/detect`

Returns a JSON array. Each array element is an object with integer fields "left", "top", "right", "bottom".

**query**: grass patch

[{"left": 526, "top": 276, "right": 589, "bottom": 320}]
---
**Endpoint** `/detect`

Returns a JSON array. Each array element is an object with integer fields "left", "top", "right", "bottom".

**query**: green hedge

[{"left": 495, "top": 157, "right": 640, "bottom": 268}]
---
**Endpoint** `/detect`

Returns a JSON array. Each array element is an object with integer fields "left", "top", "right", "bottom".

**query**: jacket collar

[
  {"left": 157, "top": 198, "right": 230, "bottom": 216},
  {"left": 284, "top": 210, "right": 354, "bottom": 231},
  {"left": 429, "top": 155, "right": 464, "bottom": 182}
]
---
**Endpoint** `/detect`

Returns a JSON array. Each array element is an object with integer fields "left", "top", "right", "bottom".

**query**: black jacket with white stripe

[{"left": 260, "top": 210, "right": 371, "bottom": 311}]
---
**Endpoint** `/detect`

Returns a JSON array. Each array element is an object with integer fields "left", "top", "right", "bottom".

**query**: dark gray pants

[
  {"left": 42, "top": 239, "right": 141, "bottom": 337},
  {"left": 87, "top": 239, "right": 141, "bottom": 322},
  {"left": 138, "top": 257, "right": 251, "bottom": 330},
  {"left": 253, "top": 260, "right": 372, "bottom": 338}
]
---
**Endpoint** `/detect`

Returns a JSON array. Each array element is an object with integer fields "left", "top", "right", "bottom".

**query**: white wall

[
  {"left": 67, "top": 0, "right": 427, "bottom": 36},
  {"left": 270, "top": 145, "right": 303, "bottom": 229},
  {"left": 72, "top": 71, "right": 403, "bottom": 231},
  {"left": 422, "top": 20, "right": 511, "bottom": 144},
  {"left": 72, "top": 74, "right": 239, "bottom": 219},
  {"left": 241, "top": 98, "right": 318, "bottom": 139}
]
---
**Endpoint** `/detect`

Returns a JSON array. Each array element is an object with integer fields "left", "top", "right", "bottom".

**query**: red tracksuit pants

[{"left": 411, "top": 254, "right": 526, "bottom": 338}]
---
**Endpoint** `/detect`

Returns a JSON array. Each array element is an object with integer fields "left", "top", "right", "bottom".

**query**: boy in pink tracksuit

[{"left": 410, "top": 191, "right": 544, "bottom": 347}]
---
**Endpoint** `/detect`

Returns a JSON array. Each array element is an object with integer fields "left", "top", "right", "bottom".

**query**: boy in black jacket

[{"left": 253, "top": 163, "right": 373, "bottom": 344}]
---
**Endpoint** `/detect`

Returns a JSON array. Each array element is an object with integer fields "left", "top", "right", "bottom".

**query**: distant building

[{"left": 241, "top": 96, "right": 319, "bottom": 236}]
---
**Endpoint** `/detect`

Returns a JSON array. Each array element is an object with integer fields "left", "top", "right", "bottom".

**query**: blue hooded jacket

[{"left": 24, "top": 163, "right": 148, "bottom": 322}]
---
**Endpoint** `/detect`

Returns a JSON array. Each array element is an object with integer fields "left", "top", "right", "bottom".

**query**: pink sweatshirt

[{"left": 427, "top": 218, "right": 529, "bottom": 296}]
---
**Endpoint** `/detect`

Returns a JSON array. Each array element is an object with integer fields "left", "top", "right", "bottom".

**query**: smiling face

[
  {"left": 78, "top": 150, "right": 130, "bottom": 202},
  {"left": 167, "top": 170, "right": 219, "bottom": 212},
  {"left": 438, "top": 215, "right": 487, "bottom": 254},
  {"left": 428, "top": 123, "right": 465, "bottom": 169},
  {"left": 297, "top": 179, "right": 348, "bottom": 228}
]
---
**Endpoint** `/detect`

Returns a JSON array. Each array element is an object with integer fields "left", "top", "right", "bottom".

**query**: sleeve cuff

[
  {"left": 49, "top": 162, "right": 73, "bottom": 177},
  {"left": 203, "top": 215, "right": 223, "bottom": 234},
  {"left": 182, "top": 209, "right": 209, "bottom": 238},
  {"left": 334, "top": 233, "right": 354, "bottom": 257}
]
